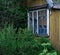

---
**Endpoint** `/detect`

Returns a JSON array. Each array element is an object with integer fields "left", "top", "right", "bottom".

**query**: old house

[{"left": 27, "top": 0, "right": 60, "bottom": 52}]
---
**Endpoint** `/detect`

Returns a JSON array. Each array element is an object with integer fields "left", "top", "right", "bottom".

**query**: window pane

[
  {"left": 38, "top": 11, "right": 41, "bottom": 16},
  {"left": 38, "top": 16, "right": 43, "bottom": 25},
  {"left": 39, "top": 28, "right": 47, "bottom": 35},
  {"left": 43, "top": 25, "right": 47, "bottom": 28},
  {"left": 40, "top": 29, "right": 44, "bottom": 34},
  {"left": 34, "top": 12, "right": 37, "bottom": 34},
  {"left": 29, "top": 12, "right": 32, "bottom": 29},
  {"left": 45, "top": 29, "right": 47, "bottom": 34},
  {"left": 29, "top": 12, "right": 32, "bottom": 19},
  {"left": 39, "top": 25, "right": 42, "bottom": 28},
  {"left": 43, "top": 17, "right": 47, "bottom": 25},
  {"left": 34, "top": 12, "right": 37, "bottom": 19},
  {"left": 38, "top": 9, "right": 47, "bottom": 35}
]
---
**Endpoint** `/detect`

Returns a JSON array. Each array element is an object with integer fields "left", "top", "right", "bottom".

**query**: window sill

[{"left": 34, "top": 33, "right": 49, "bottom": 37}]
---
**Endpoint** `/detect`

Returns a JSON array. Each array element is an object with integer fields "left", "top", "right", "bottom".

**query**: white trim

[
  {"left": 29, "top": 9, "right": 46, "bottom": 13},
  {"left": 37, "top": 10, "right": 39, "bottom": 34},
  {"left": 28, "top": 13, "right": 30, "bottom": 29},
  {"left": 47, "top": 9, "right": 49, "bottom": 35},
  {"left": 32, "top": 12, "right": 34, "bottom": 33}
]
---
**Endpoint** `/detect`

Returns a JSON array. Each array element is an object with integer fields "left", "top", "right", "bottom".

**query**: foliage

[
  {"left": 36, "top": 37, "right": 57, "bottom": 55},
  {"left": 0, "top": 25, "right": 42, "bottom": 55},
  {"left": 0, "top": 0, "right": 27, "bottom": 28},
  {"left": 56, "top": 0, "right": 60, "bottom": 2},
  {"left": 0, "top": 25, "right": 58, "bottom": 55}
]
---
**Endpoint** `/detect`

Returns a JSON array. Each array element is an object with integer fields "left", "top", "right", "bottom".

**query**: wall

[
  {"left": 27, "top": 0, "right": 47, "bottom": 7},
  {"left": 50, "top": 10, "right": 60, "bottom": 52}
]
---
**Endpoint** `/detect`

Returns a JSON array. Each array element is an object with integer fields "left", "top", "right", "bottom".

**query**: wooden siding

[
  {"left": 50, "top": 10, "right": 60, "bottom": 52},
  {"left": 27, "top": 0, "right": 47, "bottom": 7}
]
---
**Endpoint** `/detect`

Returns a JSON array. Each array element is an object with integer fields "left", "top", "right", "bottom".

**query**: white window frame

[
  {"left": 28, "top": 9, "right": 50, "bottom": 36},
  {"left": 47, "top": 9, "right": 50, "bottom": 35}
]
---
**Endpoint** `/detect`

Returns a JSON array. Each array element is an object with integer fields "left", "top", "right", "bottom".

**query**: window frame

[{"left": 28, "top": 9, "right": 50, "bottom": 36}]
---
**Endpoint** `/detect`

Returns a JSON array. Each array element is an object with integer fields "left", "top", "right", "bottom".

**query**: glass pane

[
  {"left": 38, "top": 11, "right": 41, "bottom": 17},
  {"left": 43, "top": 25, "right": 47, "bottom": 28},
  {"left": 39, "top": 28, "right": 47, "bottom": 35},
  {"left": 34, "top": 12, "right": 37, "bottom": 19},
  {"left": 45, "top": 29, "right": 47, "bottom": 34},
  {"left": 38, "top": 16, "right": 43, "bottom": 25},
  {"left": 38, "top": 9, "right": 47, "bottom": 35},
  {"left": 34, "top": 12, "right": 37, "bottom": 34},
  {"left": 39, "top": 25, "right": 42, "bottom": 28},
  {"left": 43, "top": 17, "right": 47, "bottom": 25},
  {"left": 29, "top": 12, "right": 32, "bottom": 19},
  {"left": 40, "top": 29, "right": 44, "bottom": 34}
]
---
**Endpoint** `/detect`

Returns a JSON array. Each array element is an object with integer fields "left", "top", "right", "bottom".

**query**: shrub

[
  {"left": 0, "top": 25, "right": 43, "bottom": 55},
  {"left": 0, "top": 25, "right": 58, "bottom": 55},
  {"left": 38, "top": 37, "right": 57, "bottom": 55}
]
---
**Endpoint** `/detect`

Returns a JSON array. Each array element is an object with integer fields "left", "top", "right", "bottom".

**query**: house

[{"left": 27, "top": 0, "right": 60, "bottom": 52}]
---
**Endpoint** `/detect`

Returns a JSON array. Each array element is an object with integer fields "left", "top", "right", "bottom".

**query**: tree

[{"left": 0, "top": 0, "right": 27, "bottom": 28}]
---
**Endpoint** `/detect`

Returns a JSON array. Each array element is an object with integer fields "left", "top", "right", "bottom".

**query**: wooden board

[
  {"left": 50, "top": 10, "right": 60, "bottom": 52},
  {"left": 27, "top": 0, "right": 47, "bottom": 7}
]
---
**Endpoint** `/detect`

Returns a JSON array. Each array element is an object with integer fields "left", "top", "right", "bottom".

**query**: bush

[
  {"left": 38, "top": 37, "right": 57, "bottom": 55},
  {"left": 0, "top": 25, "right": 58, "bottom": 55},
  {"left": 0, "top": 25, "right": 43, "bottom": 55}
]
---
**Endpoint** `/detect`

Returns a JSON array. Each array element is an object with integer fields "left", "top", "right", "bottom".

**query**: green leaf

[{"left": 41, "top": 43, "right": 51, "bottom": 46}]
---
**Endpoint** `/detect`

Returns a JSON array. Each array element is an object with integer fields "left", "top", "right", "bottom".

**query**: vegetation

[
  {"left": 56, "top": 0, "right": 60, "bottom": 2},
  {"left": 0, "top": 0, "right": 27, "bottom": 28},
  {"left": 0, "top": 0, "right": 59, "bottom": 55},
  {"left": 0, "top": 25, "right": 57, "bottom": 55}
]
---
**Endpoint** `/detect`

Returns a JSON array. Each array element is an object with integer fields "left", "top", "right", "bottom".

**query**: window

[{"left": 28, "top": 9, "right": 49, "bottom": 36}]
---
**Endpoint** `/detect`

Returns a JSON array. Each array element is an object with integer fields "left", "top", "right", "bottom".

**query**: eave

[
  {"left": 28, "top": 0, "right": 60, "bottom": 11},
  {"left": 46, "top": 0, "right": 60, "bottom": 9},
  {"left": 29, "top": 4, "right": 48, "bottom": 11},
  {"left": 53, "top": 3, "right": 60, "bottom": 9}
]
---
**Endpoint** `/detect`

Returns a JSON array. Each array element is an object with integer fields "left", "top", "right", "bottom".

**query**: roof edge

[
  {"left": 46, "top": 0, "right": 60, "bottom": 9},
  {"left": 29, "top": 4, "right": 48, "bottom": 11}
]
